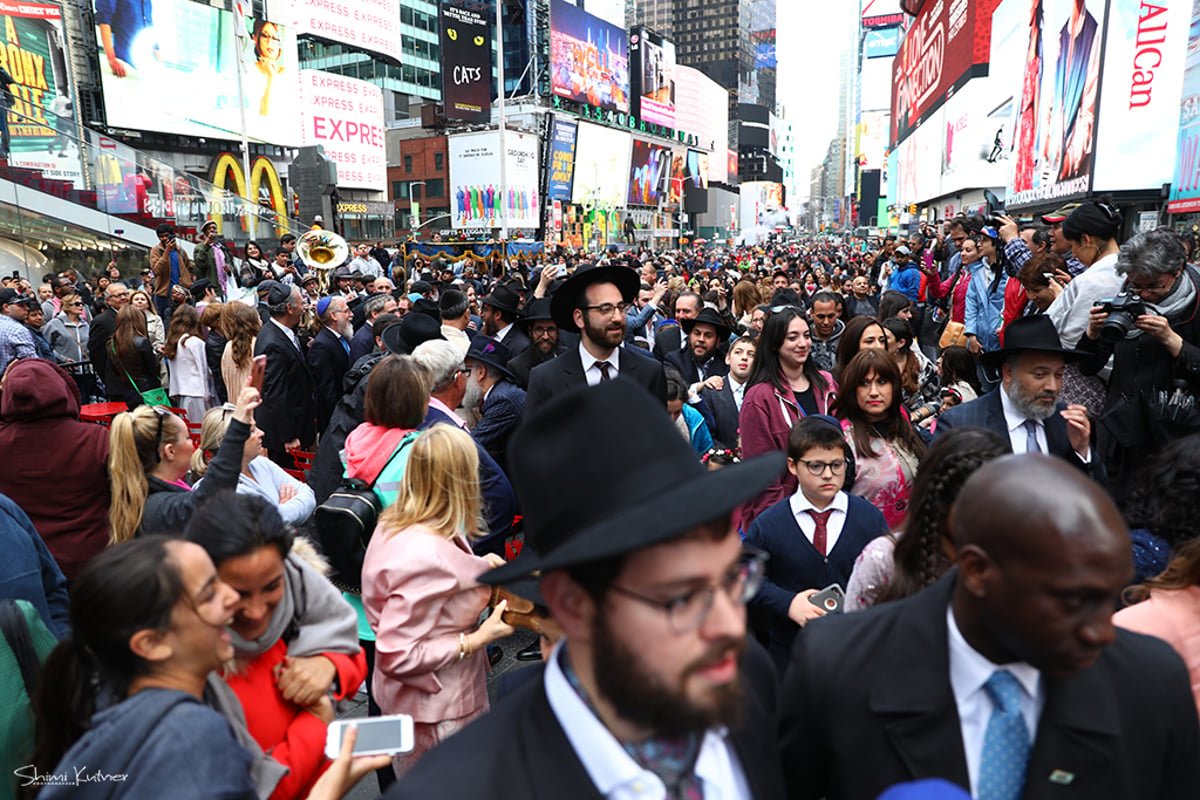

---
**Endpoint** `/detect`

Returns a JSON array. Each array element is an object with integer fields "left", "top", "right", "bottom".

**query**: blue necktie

[{"left": 978, "top": 670, "right": 1031, "bottom": 800}]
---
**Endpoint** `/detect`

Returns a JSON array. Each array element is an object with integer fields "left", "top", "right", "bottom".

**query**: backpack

[{"left": 314, "top": 433, "right": 417, "bottom": 592}]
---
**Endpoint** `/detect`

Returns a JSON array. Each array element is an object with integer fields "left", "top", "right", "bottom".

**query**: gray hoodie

[
  {"left": 42, "top": 312, "right": 89, "bottom": 363},
  {"left": 810, "top": 318, "right": 845, "bottom": 374}
]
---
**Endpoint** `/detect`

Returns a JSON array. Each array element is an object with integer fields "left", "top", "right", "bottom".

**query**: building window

[
  {"left": 403, "top": 155, "right": 413, "bottom": 173},
  {"left": 426, "top": 178, "right": 444, "bottom": 197},
  {"left": 434, "top": 152, "right": 444, "bottom": 171},
  {"left": 392, "top": 180, "right": 407, "bottom": 199}
]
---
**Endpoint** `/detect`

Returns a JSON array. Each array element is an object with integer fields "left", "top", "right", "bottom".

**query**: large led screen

[
  {"left": 629, "top": 26, "right": 675, "bottom": 127},
  {"left": 627, "top": 139, "right": 670, "bottom": 206},
  {"left": 297, "top": 70, "right": 385, "bottom": 191},
  {"left": 571, "top": 121, "right": 631, "bottom": 208},
  {"left": 550, "top": 0, "right": 629, "bottom": 113}
]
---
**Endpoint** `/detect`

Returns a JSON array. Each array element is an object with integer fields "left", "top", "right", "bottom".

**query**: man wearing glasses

[
  {"left": 525, "top": 264, "right": 666, "bottom": 415},
  {"left": 388, "top": 379, "right": 787, "bottom": 800},
  {"left": 86, "top": 282, "right": 131, "bottom": 391},
  {"left": 0, "top": 288, "right": 38, "bottom": 374}
]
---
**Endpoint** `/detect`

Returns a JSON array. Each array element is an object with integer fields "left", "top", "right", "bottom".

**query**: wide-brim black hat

[
  {"left": 480, "top": 283, "right": 524, "bottom": 315},
  {"left": 680, "top": 307, "right": 732, "bottom": 341},
  {"left": 382, "top": 312, "right": 444, "bottom": 354},
  {"left": 518, "top": 297, "right": 555, "bottom": 330},
  {"left": 465, "top": 334, "right": 514, "bottom": 378},
  {"left": 480, "top": 379, "right": 785, "bottom": 586},
  {"left": 980, "top": 315, "right": 1083, "bottom": 368},
  {"left": 550, "top": 264, "right": 639, "bottom": 333}
]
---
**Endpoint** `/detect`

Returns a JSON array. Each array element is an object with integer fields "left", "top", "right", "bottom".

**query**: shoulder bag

[{"left": 111, "top": 341, "right": 170, "bottom": 406}]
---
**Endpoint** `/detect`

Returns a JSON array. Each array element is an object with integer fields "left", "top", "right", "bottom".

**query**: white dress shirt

[
  {"left": 947, "top": 606, "right": 1044, "bottom": 797},
  {"left": 543, "top": 642, "right": 752, "bottom": 800},
  {"left": 787, "top": 490, "right": 848, "bottom": 554},
  {"left": 729, "top": 377, "right": 747, "bottom": 412},
  {"left": 269, "top": 316, "right": 301, "bottom": 352},
  {"left": 998, "top": 384, "right": 1090, "bottom": 461},
  {"left": 494, "top": 321, "right": 515, "bottom": 344},
  {"left": 580, "top": 342, "right": 620, "bottom": 387}
]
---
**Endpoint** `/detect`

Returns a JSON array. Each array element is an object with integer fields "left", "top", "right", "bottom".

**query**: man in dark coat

[
  {"left": 479, "top": 282, "right": 531, "bottom": 358},
  {"left": 463, "top": 335, "right": 525, "bottom": 473},
  {"left": 86, "top": 282, "right": 130, "bottom": 386},
  {"left": 779, "top": 455, "right": 1200, "bottom": 800},
  {"left": 506, "top": 297, "right": 567, "bottom": 389},
  {"left": 386, "top": 379, "right": 788, "bottom": 800},
  {"left": 307, "top": 295, "right": 353, "bottom": 435},
  {"left": 254, "top": 283, "right": 316, "bottom": 464},
  {"left": 665, "top": 307, "right": 731, "bottom": 387}
]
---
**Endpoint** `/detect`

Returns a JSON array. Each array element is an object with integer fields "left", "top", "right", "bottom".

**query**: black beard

[
  {"left": 589, "top": 606, "right": 745, "bottom": 739},
  {"left": 583, "top": 316, "right": 625, "bottom": 350}
]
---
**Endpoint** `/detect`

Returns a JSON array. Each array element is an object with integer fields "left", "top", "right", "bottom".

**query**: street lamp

[{"left": 408, "top": 181, "right": 426, "bottom": 240}]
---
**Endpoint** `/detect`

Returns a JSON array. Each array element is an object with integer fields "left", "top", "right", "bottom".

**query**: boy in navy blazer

[{"left": 746, "top": 416, "right": 889, "bottom": 671}]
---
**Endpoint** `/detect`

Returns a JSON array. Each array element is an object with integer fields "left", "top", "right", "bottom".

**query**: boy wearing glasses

[{"left": 745, "top": 416, "right": 888, "bottom": 672}]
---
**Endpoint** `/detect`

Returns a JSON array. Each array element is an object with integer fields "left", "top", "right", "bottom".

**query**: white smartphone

[{"left": 324, "top": 715, "right": 415, "bottom": 760}]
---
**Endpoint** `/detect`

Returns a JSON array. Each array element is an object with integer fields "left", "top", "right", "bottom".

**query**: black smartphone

[{"left": 808, "top": 583, "right": 845, "bottom": 614}]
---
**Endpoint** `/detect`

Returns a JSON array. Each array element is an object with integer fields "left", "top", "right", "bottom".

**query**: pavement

[{"left": 339, "top": 627, "right": 541, "bottom": 799}]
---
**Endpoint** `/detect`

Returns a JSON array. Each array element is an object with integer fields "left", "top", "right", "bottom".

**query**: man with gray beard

[
  {"left": 308, "top": 295, "right": 354, "bottom": 434},
  {"left": 935, "top": 315, "right": 1104, "bottom": 483}
]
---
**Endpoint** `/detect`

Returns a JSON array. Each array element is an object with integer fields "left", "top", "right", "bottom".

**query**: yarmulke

[{"left": 316, "top": 296, "right": 333, "bottom": 317}]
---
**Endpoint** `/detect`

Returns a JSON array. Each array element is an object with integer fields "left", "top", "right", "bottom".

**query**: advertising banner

[
  {"left": 571, "top": 121, "right": 631, "bottom": 208},
  {"left": 674, "top": 64, "right": 728, "bottom": 182},
  {"left": 1092, "top": 0, "right": 1190, "bottom": 193},
  {"left": 95, "top": 0, "right": 300, "bottom": 143},
  {"left": 1169, "top": 2, "right": 1200, "bottom": 212},
  {"left": 629, "top": 27, "right": 676, "bottom": 128},
  {"left": 997, "top": 0, "right": 1109, "bottom": 207},
  {"left": 448, "top": 130, "right": 540, "bottom": 230},
  {"left": 628, "top": 139, "right": 670, "bottom": 206},
  {"left": 90, "top": 131, "right": 140, "bottom": 214},
  {"left": 0, "top": 0, "right": 79, "bottom": 182},
  {"left": 546, "top": 116, "right": 578, "bottom": 202},
  {"left": 439, "top": 1, "right": 490, "bottom": 123},
  {"left": 292, "top": 0, "right": 400, "bottom": 64},
  {"left": 550, "top": 0, "right": 629, "bottom": 114},
  {"left": 297, "top": 70, "right": 385, "bottom": 191},
  {"left": 686, "top": 150, "right": 710, "bottom": 190},
  {"left": 864, "top": 26, "right": 900, "bottom": 59}
]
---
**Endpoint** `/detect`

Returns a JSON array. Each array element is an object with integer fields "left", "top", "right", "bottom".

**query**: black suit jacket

[
  {"left": 306, "top": 326, "right": 350, "bottom": 435},
  {"left": 507, "top": 341, "right": 568, "bottom": 389},
  {"left": 525, "top": 346, "right": 667, "bottom": 417},
  {"left": 780, "top": 572, "right": 1200, "bottom": 800},
  {"left": 499, "top": 325, "right": 532, "bottom": 359},
  {"left": 665, "top": 347, "right": 729, "bottom": 386},
  {"left": 473, "top": 379, "right": 526, "bottom": 473},
  {"left": 700, "top": 380, "right": 740, "bottom": 449},
  {"left": 86, "top": 308, "right": 117, "bottom": 383},
  {"left": 935, "top": 389, "right": 1105, "bottom": 484},
  {"left": 386, "top": 642, "right": 786, "bottom": 800},
  {"left": 254, "top": 319, "right": 316, "bottom": 452}
]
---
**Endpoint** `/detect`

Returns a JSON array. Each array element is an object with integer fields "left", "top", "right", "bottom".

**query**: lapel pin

[{"left": 1048, "top": 770, "right": 1075, "bottom": 785}]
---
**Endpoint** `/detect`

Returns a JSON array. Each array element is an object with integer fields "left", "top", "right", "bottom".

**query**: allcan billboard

[
  {"left": 448, "top": 131, "right": 541, "bottom": 230},
  {"left": 571, "top": 121, "right": 631, "bottom": 208},
  {"left": 546, "top": 116, "right": 578, "bottom": 202},
  {"left": 439, "top": 1, "right": 490, "bottom": 123},
  {"left": 629, "top": 27, "right": 676, "bottom": 128},
  {"left": 292, "top": 0, "right": 401, "bottom": 64},
  {"left": 550, "top": 0, "right": 629, "bottom": 114},
  {"left": 95, "top": 0, "right": 300, "bottom": 143},
  {"left": 297, "top": 70, "right": 385, "bottom": 191}
]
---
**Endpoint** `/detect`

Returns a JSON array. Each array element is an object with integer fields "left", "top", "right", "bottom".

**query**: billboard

[
  {"left": 571, "top": 121, "right": 631, "bottom": 208},
  {"left": 448, "top": 131, "right": 540, "bottom": 230},
  {"left": 864, "top": 26, "right": 900, "bottom": 59},
  {"left": 628, "top": 139, "right": 671, "bottom": 206},
  {"left": 0, "top": 0, "right": 79, "bottom": 182},
  {"left": 297, "top": 70, "right": 385, "bottom": 191},
  {"left": 546, "top": 116, "right": 578, "bottom": 202},
  {"left": 686, "top": 150, "right": 710, "bottom": 190},
  {"left": 1169, "top": 3, "right": 1200, "bottom": 212},
  {"left": 1092, "top": 0, "right": 1190, "bottom": 194},
  {"left": 95, "top": 0, "right": 300, "bottom": 143},
  {"left": 891, "top": 0, "right": 1001, "bottom": 145},
  {"left": 439, "top": 1, "right": 490, "bottom": 123},
  {"left": 550, "top": 0, "right": 629, "bottom": 113},
  {"left": 674, "top": 64, "right": 728, "bottom": 183},
  {"left": 292, "top": 0, "right": 401, "bottom": 64},
  {"left": 856, "top": 112, "right": 889, "bottom": 171},
  {"left": 629, "top": 27, "right": 676, "bottom": 128}
]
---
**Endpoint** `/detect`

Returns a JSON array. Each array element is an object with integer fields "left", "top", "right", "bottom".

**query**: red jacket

[
  {"left": 738, "top": 372, "right": 838, "bottom": 527},
  {"left": 1000, "top": 277, "right": 1028, "bottom": 345},
  {"left": 224, "top": 639, "right": 367, "bottom": 800},
  {"left": 0, "top": 359, "right": 110, "bottom": 580}
]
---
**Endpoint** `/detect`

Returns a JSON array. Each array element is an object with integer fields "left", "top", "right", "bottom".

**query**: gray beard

[
  {"left": 463, "top": 374, "right": 485, "bottom": 410},
  {"left": 1004, "top": 380, "right": 1056, "bottom": 421}
]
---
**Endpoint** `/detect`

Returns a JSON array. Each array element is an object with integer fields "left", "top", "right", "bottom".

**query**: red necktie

[
  {"left": 597, "top": 361, "right": 612, "bottom": 382},
  {"left": 807, "top": 509, "right": 834, "bottom": 556}
]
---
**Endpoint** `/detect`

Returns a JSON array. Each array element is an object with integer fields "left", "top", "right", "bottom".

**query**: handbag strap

[
  {"left": 110, "top": 340, "right": 142, "bottom": 390},
  {"left": 367, "top": 431, "right": 419, "bottom": 490}
]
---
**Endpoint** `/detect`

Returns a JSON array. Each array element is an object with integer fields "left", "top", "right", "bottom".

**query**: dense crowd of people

[{"left": 2, "top": 200, "right": 1200, "bottom": 799}]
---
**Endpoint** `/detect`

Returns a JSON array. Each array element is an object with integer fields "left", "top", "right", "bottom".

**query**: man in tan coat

[{"left": 148, "top": 222, "right": 193, "bottom": 321}]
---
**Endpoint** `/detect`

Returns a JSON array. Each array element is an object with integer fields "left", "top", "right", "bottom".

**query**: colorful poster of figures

[
  {"left": 549, "top": 0, "right": 629, "bottom": 113},
  {"left": 546, "top": 116, "right": 578, "bottom": 202},
  {"left": 627, "top": 140, "right": 670, "bottom": 206},
  {"left": 95, "top": 0, "right": 300, "bottom": 144},
  {"left": 448, "top": 130, "right": 540, "bottom": 230},
  {"left": 1169, "top": 1, "right": 1200, "bottom": 212},
  {"left": 0, "top": 0, "right": 81, "bottom": 183}
]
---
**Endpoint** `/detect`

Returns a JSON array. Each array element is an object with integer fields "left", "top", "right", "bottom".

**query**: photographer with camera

[
  {"left": 148, "top": 223, "right": 193, "bottom": 323},
  {"left": 1077, "top": 229, "right": 1200, "bottom": 500}
]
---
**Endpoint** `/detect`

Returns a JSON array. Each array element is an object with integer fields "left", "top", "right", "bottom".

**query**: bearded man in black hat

[
  {"left": 464, "top": 335, "right": 525, "bottom": 473},
  {"left": 936, "top": 315, "right": 1102, "bottom": 482},
  {"left": 525, "top": 265, "right": 667, "bottom": 414},
  {"left": 665, "top": 306, "right": 731, "bottom": 388},
  {"left": 480, "top": 282, "right": 531, "bottom": 358},
  {"left": 385, "top": 380, "right": 787, "bottom": 800},
  {"left": 506, "top": 297, "right": 566, "bottom": 389}
]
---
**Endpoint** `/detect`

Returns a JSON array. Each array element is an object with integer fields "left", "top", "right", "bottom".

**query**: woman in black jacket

[{"left": 107, "top": 304, "right": 160, "bottom": 405}]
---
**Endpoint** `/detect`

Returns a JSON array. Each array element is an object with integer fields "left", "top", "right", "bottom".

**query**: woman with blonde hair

[
  {"left": 221, "top": 301, "right": 262, "bottom": 401},
  {"left": 192, "top": 403, "right": 316, "bottom": 526},
  {"left": 164, "top": 304, "right": 213, "bottom": 422},
  {"left": 105, "top": 304, "right": 160, "bottom": 405},
  {"left": 361, "top": 425, "right": 513, "bottom": 776},
  {"left": 108, "top": 382, "right": 259, "bottom": 542}
]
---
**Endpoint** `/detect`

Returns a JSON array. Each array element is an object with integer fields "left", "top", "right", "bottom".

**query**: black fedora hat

[
  {"left": 480, "top": 283, "right": 524, "bottom": 315},
  {"left": 464, "top": 334, "right": 514, "bottom": 378},
  {"left": 382, "top": 311, "right": 444, "bottom": 354},
  {"left": 518, "top": 297, "right": 555, "bottom": 330},
  {"left": 680, "top": 306, "right": 732, "bottom": 340},
  {"left": 980, "top": 315, "right": 1083, "bottom": 368},
  {"left": 479, "top": 379, "right": 785, "bottom": 586},
  {"left": 550, "top": 264, "right": 639, "bottom": 332}
]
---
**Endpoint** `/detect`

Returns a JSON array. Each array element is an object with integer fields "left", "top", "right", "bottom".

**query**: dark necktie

[
  {"left": 1023, "top": 419, "right": 1041, "bottom": 454},
  {"left": 807, "top": 509, "right": 834, "bottom": 556},
  {"left": 597, "top": 361, "right": 612, "bottom": 382}
]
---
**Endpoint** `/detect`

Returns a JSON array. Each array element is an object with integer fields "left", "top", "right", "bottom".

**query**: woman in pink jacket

[
  {"left": 361, "top": 425, "right": 514, "bottom": 776},
  {"left": 739, "top": 307, "right": 837, "bottom": 527}
]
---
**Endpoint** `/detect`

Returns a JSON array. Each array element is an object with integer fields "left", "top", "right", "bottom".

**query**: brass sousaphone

[{"left": 296, "top": 228, "right": 349, "bottom": 271}]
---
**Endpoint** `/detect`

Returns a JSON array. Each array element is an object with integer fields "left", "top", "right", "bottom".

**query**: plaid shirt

[
  {"left": 1004, "top": 238, "right": 1087, "bottom": 278},
  {"left": 0, "top": 313, "right": 37, "bottom": 375}
]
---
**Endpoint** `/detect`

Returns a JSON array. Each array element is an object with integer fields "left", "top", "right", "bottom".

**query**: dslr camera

[{"left": 1093, "top": 292, "right": 1146, "bottom": 342}]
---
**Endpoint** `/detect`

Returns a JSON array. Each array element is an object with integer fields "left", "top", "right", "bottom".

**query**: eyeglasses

[
  {"left": 584, "top": 302, "right": 630, "bottom": 317},
  {"left": 608, "top": 548, "right": 768, "bottom": 633},
  {"left": 66, "top": 302, "right": 83, "bottom": 307},
  {"left": 1127, "top": 271, "right": 1179, "bottom": 294},
  {"left": 795, "top": 458, "right": 848, "bottom": 476}
]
